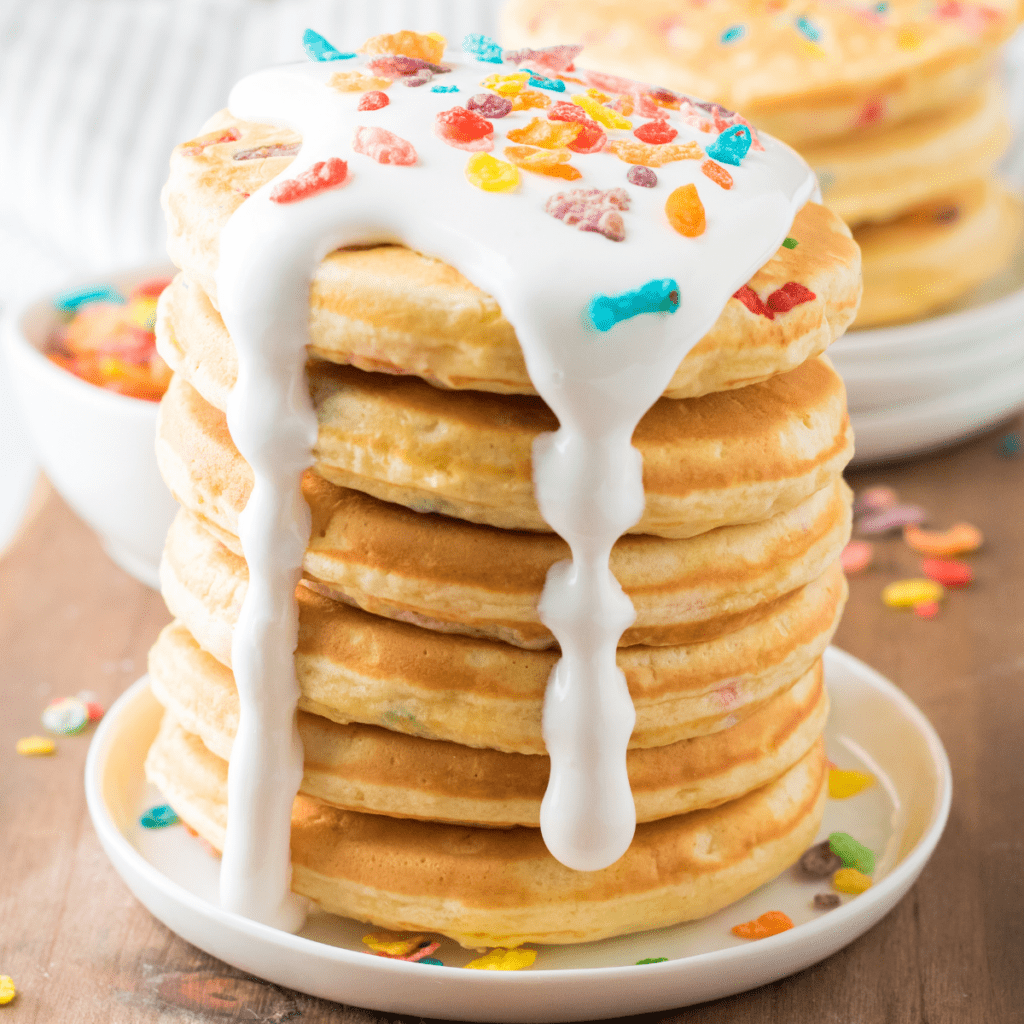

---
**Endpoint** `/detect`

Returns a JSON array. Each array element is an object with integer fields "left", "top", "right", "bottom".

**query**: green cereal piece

[
  {"left": 828, "top": 832, "right": 875, "bottom": 874},
  {"left": 782, "top": 237, "right": 799, "bottom": 249},
  {"left": 636, "top": 958, "right": 668, "bottom": 965}
]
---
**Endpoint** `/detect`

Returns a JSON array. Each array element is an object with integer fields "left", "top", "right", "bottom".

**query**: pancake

[
  {"left": 159, "top": 417, "right": 851, "bottom": 646},
  {"left": 145, "top": 714, "right": 828, "bottom": 946},
  {"left": 158, "top": 357, "right": 853, "bottom": 538},
  {"left": 854, "top": 177, "right": 1023, "bottom": 328},
  {"left": 151, "top": 640, "right": 828, "bottom": 827},
  {"left": 156, "top": 512, "right": 843, "bottom": 752},
  {"left": 499, "top": 0, "right": 1019, "bottom": 145},
  {"left": 805, "top": 77, "right": 1011, "bottom": 227},
  {"left": 157, "top": 196, "right": 860, "bottom": 402}
]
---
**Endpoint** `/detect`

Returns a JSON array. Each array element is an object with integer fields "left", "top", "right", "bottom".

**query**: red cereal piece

[
  {"left": 182, "top": 126, "right": 241, "bottom": 156},
  {"left": 569, "top": 122, "right": 607, "bottom": 153},
  {"left": 132, "top": 278, "right": 174, "bottom": 298},
  {"left": 358, "top": 90, "right": 390, "bottom": 111},
  {"left": 731, "top": 910, "right": 794, "bottom": 940},
  {"left": 352, "top": 126, "right": 417, "bottom": 165},
  {"left": 921, "top": 558, "right": 974, "bottom": 587},
  {"left": 633, "top": 120, "right": 678, "bottom": 144},
  {"left": 733, "top": 285, "right": 774, "bottom": 319},
  {"left": 766, "top": 281, "right": 816, "bottom": 312},
  {"left": 914, "top": 600, "right": 941, "bottom": 619},
  {"left": 269, "top": 158, "right": 348, "bottom": 203},
  {"left": 435, "top": 106, "right": 494, "bottom": 147},
  {"left": 701, "top": 159, "right": 733, "bottom": 189}
]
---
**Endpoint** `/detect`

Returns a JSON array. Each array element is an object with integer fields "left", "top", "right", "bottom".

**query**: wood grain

[{"left": 1, "top": 416, "right": 1022, "bottom": 1023}]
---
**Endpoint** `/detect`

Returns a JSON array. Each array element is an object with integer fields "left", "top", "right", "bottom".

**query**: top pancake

[
  {"left": 161, "top": 113, "right": 860, "bottom": 401},
  {"left": 500, "top": 0, "right": 1019, "bottom": 145}
]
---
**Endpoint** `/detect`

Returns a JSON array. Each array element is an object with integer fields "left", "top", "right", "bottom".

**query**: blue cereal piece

[
  {"left": 302, "top": 28, "right": 355, "bottom": 62},
  {"left": 140, "top": 804, "right": 180, "bottom": 829},
  {"left": 720, "top": 25, "right": 746, "bottom": 43},
  {"left": 706, "top": 125, "right": 752, "bottom": 166},
  {"left": 432, "top": 84, "right": 459, "bottom": 93},
  {"left": 527, "top": 74, "right": 566, "bottom": 92},
  {"left": 463, "top": 34, "right": 504, "bottom": 63},
  {"left": 419, "top": 957, "right": 444, "bottom": 966},
  {"left": 588, "top": 279, "right": 680, "bottom": 332},
  {"left": 795, "top": 15, "right": 822, "bottom": 41},
  {"left": 999, "top": 433, "right": 1021, "bottom": 457},
  {"left": 53, "top": 285, "right": 124, "bottom": 313}
]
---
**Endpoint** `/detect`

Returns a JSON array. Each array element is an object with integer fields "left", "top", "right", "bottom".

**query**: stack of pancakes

[
  {"left": 502, "top": 0, "right": 1023, "bottom": 328},
  {"left": 144, "top": 106, "right": 861, "bottom": 947}
]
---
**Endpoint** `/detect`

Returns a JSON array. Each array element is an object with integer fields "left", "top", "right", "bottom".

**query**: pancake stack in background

[
  {"left": 144, "top": 36, "right": 862, "bottom": 948},
  {"left": 501, "top": 0, "right": 1024, "bottom": 328}
]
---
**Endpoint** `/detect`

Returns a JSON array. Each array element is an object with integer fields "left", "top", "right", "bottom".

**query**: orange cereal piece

[
  {"left": 701, "top": 159, "right": 733, "bottom": 189},
  {"left": 328, "top": 71, "right": 392, "bottom": 92},
  {"left": 903, "top": 522, "right": 983, "bottom": 557},
  {"left": 665, "top": 184, "right": 706, "bottom": 237},
  {"left": 504, "top": 145, "right": 582, "bottom": 179},
  {"left": 361, "top": 31, "right": 445, "bottom": 63},
  {"left": 512, "top": 89, "right": 552, "bottom": 111},
  {"left": 506, "top": 117, "right": 581, "bottom": 149},
  {"left": 731, "top": 910, "right": 794, "bottom": 940},
  {"left": 609, "top": 139, "right": 703, "bottom": 167}
]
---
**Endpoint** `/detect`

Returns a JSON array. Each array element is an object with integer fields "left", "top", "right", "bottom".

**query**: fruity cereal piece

[
  {"left": 841, "top": 540, "right": 873, "bottom": 573},
  {"left": 634, "top": 120, "right": 678, "bottom": 144},
  {"left": 302, "top": 28, "right": 355, "bottom": 62},
  {"left": 362, "top": 932, "right": 430, "bottom": 957},
  {"left": 504, "top": 145, "right": 582, "bottom": 180},
  {"left": 234, "top": 141, "right": 301, "bottom": 162},
  {"left": 545, "top": 187, "right": 629, "bottom": 241},
  {"left": 588, "top": 279, "right": 679, "bottom": 331},
  {"left": 799, "top": 840, "right": 843, "bottom": 877},
  {"left": 140, "top": 804, "right": 181, "bottom": 828},
  {"left": 731, "top": 910, "right": 794, "bottom": 940},
  {"left": 829, "top": 768, "right": 875, "bottom": 799},
  {"left": 921, "top": 558, "right": 974, "bottom": 587},
  {"left": 465, "top": 153, "right": 519, "bottom": 192},
  {"left": 665, "top": 184, "right": 706, "bottom": 237},
  {"left": 706, "top": 124, "right": 753, "bottom": 165},
  {"left": 571, "top": 94, "right": 632, "bottom": 129},
  {"left": 609, "top": 139, "right": 703, "bottom": 167},
  {"left": 435, "top": 106, "right": 494, "bottom": 151},
  {"left": 526, "top": 73, "right": 566, "bottom": 92},
  {"left": 503, "top": 44, "right": 582, "bottom": 76},
  {"left": 366, "top": 55, "right": 447, "bottom": 78},
  {"left": 481, "top": 72, "right": 531, "bottom": 97},
  {"left": 511, "top": 89, "right": 552, "bottom": 111},
  {"left": 857, "top": 504, "right": 926, "bottom": 535},
  {"left": 829, "top": 832, "right": 875, "bottom": 874},
  {"left": 466, "top": 93, "right": 513, "bottom": 118},
  {"left": 16, "top": 736, "right": 55, "bottom": 756},
  {"left": 357, "top": 91, "right": 389, "bottom": 112},
  {"left": 882, "top": 578, "right": 944, "bottom": 608},
  {"left": 182, "top": 126, "right": 241, "bottom": 157},
  {"left": 352, "top": 127, "right": 417, "bottom": 165},
  {"left": 903, "top": 522, "right": 983, "bottom": 557},
  {"left": 627, "top": 165, "right": 657, "bottom": 187},
  {"left": 0, "top": 976, "right": 14, "bottom": 1006},
  {"left": 547, "top": 102, "right": 606, "bottom": 152},
  {"left": 328, "top": 71, "right": 392, "bottom": 93},
  {"left": 814, "top": 893, "right": 842, "bottom": 910},
  {"left": 269, "top": 158, "right": 348, "bottom": 203},
  {"left": 766, "top": 282, "right": 816, "bottom": 312},
  {"left": 463, "top": 33, "right": 504, "bottom": 64},
  {"left": 41, "top": 697, "right": 89, "bottom": 735},
  {"left": 701, "top": 159, "right": 733, "bottom": 189},
  {"left": 465, "top": 948, "right": 537, "bottom": 970},
  {"left": 854, "top": 485, "right": 899, "bottom": 514},
  {"left": 362, "top": 31, "right": 445, "bottom": 63},
  {"left": 506, "top": 117, "right": 581, "bottom": 149},
  {"left": 833, "top": 868, "right": 873, "bottom": 895},
  {"left": 733, "top": 285, "right": 774, "bottom": 319}
]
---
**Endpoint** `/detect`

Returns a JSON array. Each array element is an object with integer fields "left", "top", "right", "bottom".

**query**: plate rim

[{"left": 84, "top": 645, "right": 952, "bottom": 1014}]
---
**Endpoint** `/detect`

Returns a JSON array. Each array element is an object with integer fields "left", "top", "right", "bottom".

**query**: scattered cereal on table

[
  {"left": 829, "top": 768, "right": 875, "bottom": 798},
  {"left": 882, "top": 578, "right": 944, "bottom": 608},
  {"left": 140, "top": 804, "right": 180, "bottom": 829},
  {"left": 829, "top": 832, "right": 875, "bottom": 874},
  {"left": 914, "top": 600, "right": 940, "bottom": 619},
  {"left": 813, "top": 893, "right": 842, "bottom": 911},
  {"left": 832, "top": 868, "right": 873, "bottom": 895},
  {"left": 841, "top": 540, "right": 874, "bottom": 574},
  {"left": 903, "top": 522, "right": 983, "bottom": 557},
  {"left": 799, "top": 840, "right": 843, "bottom": 877},
  {"left": 0, "top": 976, "right": 15, "bottom": 1005},
  {"left": 16, "top": 736, "right": 55, "bottom": 756},
  {"left": 41, "top": 696, "right": 89, "bottom": 735},
  {"left": 465, "top": 948, "right": 537, "bottom": 970},
  {"left": 731, "top": 910, "right": 794, "bottom": 939},
  {"left": 921, "top": 558, "right": 973, "bottom": 587},
  {"left": 853, "top": 486, "right": 899, "bottom": 515},
  {"left": 856, "top": 505, "right": 926, "bottom": 535}
]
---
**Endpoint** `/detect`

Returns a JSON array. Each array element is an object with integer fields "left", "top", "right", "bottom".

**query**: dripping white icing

[{"left": 215, "top": 49, "right": 816, "bottom": 923}]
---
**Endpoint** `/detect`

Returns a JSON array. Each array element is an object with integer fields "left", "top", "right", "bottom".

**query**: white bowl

[{"left": 2, "top": 266, "right": 178, "bottom": 588}]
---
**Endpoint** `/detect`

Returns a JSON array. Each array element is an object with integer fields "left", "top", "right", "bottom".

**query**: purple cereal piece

[
  {"left": 403, "top": 68, "right": 435, "bottom": 87},
  {"left": 813, "top": 893, "right": 842, "bottom": 911},
  {"left": 627, "top": 165, "right": 657, "bottom": 188},
  {"left": 855, "top": 504, "right": 927, "bottom": 536},
  {"left": 799, "top": 841, "right": 843, "bottom": 878},
  {"left": 367, "top": 55, "right": 449, "bottom": 76},
  {"left": 466, "top": 92, "right": 513, "bottom": 118},
  {"left": 545, "top": 188, "right": 631, "bottom": 242},
  {"left": 853, "top": 485, "right": 899, "bottom": 516}
]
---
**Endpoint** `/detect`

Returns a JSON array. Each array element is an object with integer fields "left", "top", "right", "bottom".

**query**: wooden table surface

[{"left": 2, "top": 417, "right": 1022, "bottom": 1024}]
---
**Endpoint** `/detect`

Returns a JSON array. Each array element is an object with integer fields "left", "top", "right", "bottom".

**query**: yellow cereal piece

[
  {"left": 0, "top": 976, "right": 15, "bottom": 1005},
  {"left": 511, "top": 89, "right": 552, "bottom": 111},
  {"left": 361, "top": 30, "right": 445, "bottom": 63},
  {"left": 799, "top": 39, "right": 827, "bottom": 59},
  {"left": 897, "top": 27, "right": 923, "bottom": 50},
  {"left": 465, "top": 153, "right": 520, "bottom": 192},
  {"left": 504, "top": 145, "right": 582, "bottom": 179},
  {"left": 328, "top": 71, "right": 392, "bottom": 93},
  {"left": 571, "top": 94, "right": 632, "bottom": 130},
  {"left": 481, "top": 72, "right": 531, "bottom": 97},
  {"left": 882, "top": 578, "right": 944, "bottom": 608},
  {"left": 832, "top": 868, "right": 873, "bottom": 895},
  {"left": 829, "top": 769, "right": 876, "bottom": 799},
  {"left": 506, "top": 117, "right": 581, "bottom": 149},
  {"left": 465, "top": 948, "right": 537, "bottom": 971},
  {"left": 127, "top": 295, "right": 159, "bottom": 331},
  {"left": 362, "top": 932, "right": 428, "bottom": 956},
  {"left": 609, "top": 139, "right": 703, "bottom": 167},
  {"left": 16, "top": 736, "right": 55, "bottom": 756},
  {"left": 585, "top": 87, "right": 610, "bottom": 102}
]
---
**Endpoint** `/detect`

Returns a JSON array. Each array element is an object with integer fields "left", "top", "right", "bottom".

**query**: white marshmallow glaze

[{"left": 214, "top": 45, "right": 817, "bottom": 930}]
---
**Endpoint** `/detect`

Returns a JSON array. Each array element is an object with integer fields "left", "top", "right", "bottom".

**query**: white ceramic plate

[{"left": 86, "top": 647, "right": 950, "bottom": 1021}]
